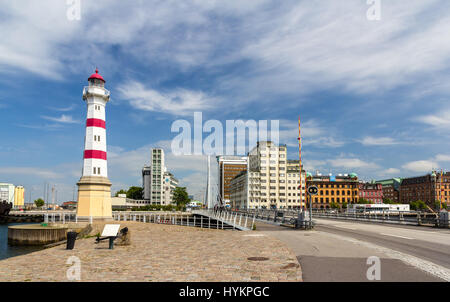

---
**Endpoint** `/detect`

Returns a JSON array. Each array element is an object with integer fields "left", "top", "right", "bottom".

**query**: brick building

[
  {"left": 376, "top": 178, "right": 401, "bottom": 203},
  {"left": 217, "top": 156, "right": 248, "bottom": 205},
  {"left": 358, "top": 182, "right": 383, "bottom": 204},
  {"left": 399, "top": 171, "right": 450, "bottom": 207}
]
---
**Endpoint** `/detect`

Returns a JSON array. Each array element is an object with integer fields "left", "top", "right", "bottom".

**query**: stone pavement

[{"left": 0, "top": 222, "right": 302, "bottom": 282}]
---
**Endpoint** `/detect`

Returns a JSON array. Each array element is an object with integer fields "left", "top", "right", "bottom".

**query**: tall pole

[
  {"left": 298, "top": 116, "right": 303, "bottom": 210},
  {"left": 440, "top": 169, "right": 443, "bottom": 211}
]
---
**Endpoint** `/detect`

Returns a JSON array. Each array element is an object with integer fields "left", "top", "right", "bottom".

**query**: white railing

[
  {"left": 111, "top": 211, "right": 239, "bottom": 230},
  {"left": 192, "top": 209, "right": 255, "bottom": 231}
]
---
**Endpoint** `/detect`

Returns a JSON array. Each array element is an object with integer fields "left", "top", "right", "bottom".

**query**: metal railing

[
  {"left": 192, "top": 209, "right": 256, "bottom": 231},
  {"left": 112, "top": 211, "right": 236, "bottom": 230},
  {"left": 311, "top": 210, "right": 442, "bottom": 227}
]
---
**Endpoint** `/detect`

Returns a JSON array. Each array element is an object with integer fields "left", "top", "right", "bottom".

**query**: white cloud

[
  {"left": 415, "top": 110, "right": 450, "bottom": 129},
  {"left": 117, "top": 82, "right": 217, "bottom": 116},
  {"left": 328, "top": 158, "right": 380, "bottom": 170},
  {"left": 41, "top": 114, "right": 80, "bottom": 124},
  {"left": 1, "top": 0, "right": 449, "bottom": 101},
  {"left": 436, "top": 154, "right": 450, "bottom": 162},
  {"left": 0, "top": 167, "right": 63, "bottom": 179},
  {"left": 402, "top": 160, "right": 437, "bottom": 173},
  {"left": 48, "top": 104, "right": 76, "bottom": 112},
  {"left": 384, "top": 168, "right": 400, "bottom": 175},
  {"left": 279, "top": 119, "right": 344, "bottom": 148},
  {"left": 359, "top": 136, "right": 398, "bottom": 146}
]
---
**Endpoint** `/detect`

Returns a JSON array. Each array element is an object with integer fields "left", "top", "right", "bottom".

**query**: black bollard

[{"left": 66, "top": 232, "right": 77, "bottom": 250}]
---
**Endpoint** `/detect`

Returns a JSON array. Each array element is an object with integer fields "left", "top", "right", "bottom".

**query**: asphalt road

[{"left": 257, "top": 219, "right": 450, "bottom": 282}]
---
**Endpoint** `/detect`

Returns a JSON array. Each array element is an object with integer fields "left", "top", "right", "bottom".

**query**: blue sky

[{"left": 1, "top": 0, "right": 450, "bottom": 203}]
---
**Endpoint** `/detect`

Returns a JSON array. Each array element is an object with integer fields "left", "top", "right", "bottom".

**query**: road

[{"left": 257, "top": 218, "right": 450, "bottom": 282}]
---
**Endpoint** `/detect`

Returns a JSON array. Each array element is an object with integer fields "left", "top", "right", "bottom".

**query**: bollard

[
  {"left": 109, "top": 237, "right": 114, "bottom": 250},
  {"left": 143, "top": 215, "right": 146, "bottom": 223},
  {"left": 89, "top": 216, "right": 93, "bottom": 224},
  {"left": 222, "top": 220, "right": 224, "bottom": 230},
  {"left": 194, "top": 216, "right": 196, "bottom": 227},
  {"left": 245, "top": 215, "right": 248, "bottom": 228},
  {"left": 201, "top": 216, "right": 203, "bottom": 228},
  {"left": 208, "top": 217, "right": 211, "bottom": 229}
]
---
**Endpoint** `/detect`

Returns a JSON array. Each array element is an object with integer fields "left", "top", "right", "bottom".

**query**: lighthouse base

[{"left": 76, "top": 176, "right": 113, "bottom": 222}]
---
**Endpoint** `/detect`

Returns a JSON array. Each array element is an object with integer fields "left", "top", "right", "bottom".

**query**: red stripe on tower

[
  {"left": 86, "top": 118, "right": 106, "bottom": 128},
  {"left": 84, "top": 150, "right": 107, "bottom": 160}
]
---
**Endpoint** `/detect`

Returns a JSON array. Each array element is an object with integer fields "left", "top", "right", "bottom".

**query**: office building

[
  {"left": 229, "top": 141, "right": 306, "bottom": 210},
  {"left": 14, "top": 186, "right": 25, "bottom": 208},
  {"left": 163, "top": 171, "right": 179, "bottom": 204},
  {"left": 399, "top": 171, "right": 450, "bottom": 207},
  {"left": 216, "top": 155, "right": 248, "bottom": 205},
  {"left": 0, "top": 183, "right": 15, "bottom": 205},
  {"left": 142, "top": 148, "right": 179, "bottom": 205},
  {"left": 306, "top": 173, "right": 359, "bottom": 209},
  {"left": 376, "top": 178, "right": 401, "bottom": 203}
]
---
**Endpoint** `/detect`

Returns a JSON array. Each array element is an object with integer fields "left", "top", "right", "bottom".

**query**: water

[{"left": 0, "top": 223, "right": 44, "bottom": 261}]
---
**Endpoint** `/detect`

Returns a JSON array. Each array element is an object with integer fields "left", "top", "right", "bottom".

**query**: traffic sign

[{"left": 307, "top": 186, "right": 319, "bottom": 195}]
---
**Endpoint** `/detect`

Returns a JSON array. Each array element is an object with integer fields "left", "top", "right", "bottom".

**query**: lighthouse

[{"left": 76, "top": 69, "right": 113, "bottom": 221}]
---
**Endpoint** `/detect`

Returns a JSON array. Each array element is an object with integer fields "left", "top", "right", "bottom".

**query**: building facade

[
  {"left": 142, "top": 148, "right": 179, "bottom": 205},
  {"left": 14, "top": 186, "right": 25, "bottom": 208},
  {"left": 0, "top": 183, "right": 15, "bottom": 205},
  {"left": 306, "top": 173, "right": 359, "bottom": 209},
  {"left": 216, "top": 156, "right": 248, "bottom": 205},
  {"left": 376, "top": 178, "right": 401, "bottom": 203},
  {"left": 163, "top": 172, "right": 179, "bottom": 205},
  {"left": 399, "top": 171, "right": 450, "bottom": 207},
  {"left": 358, "top": 182, "right": 383, "bottom": 204},
  {"left": 229, "top": 141, "right": 306, "bottom": 210}
]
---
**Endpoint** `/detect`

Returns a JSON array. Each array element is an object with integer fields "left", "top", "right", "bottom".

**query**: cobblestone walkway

[{"left": 0, "top": 222, "right": 302, "bottom": 282}]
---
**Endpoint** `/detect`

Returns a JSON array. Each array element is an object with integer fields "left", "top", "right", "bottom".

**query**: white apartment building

[
  {"left": 230, "top": 141, "right": 306, "bottom": 210},
  {"left": 142, "top": 148, "right": 179, "bottom": 205},
  {"left": 163, "top": 171, "right": 179, "bottom": 205},
  {"left": 0, "top": 183, "right": 15, "bottom": 205}
]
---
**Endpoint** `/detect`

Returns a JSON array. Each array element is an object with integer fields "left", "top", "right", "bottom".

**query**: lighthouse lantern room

[{"left": 76, "top": 69, "right": 113, "bottom": 221}]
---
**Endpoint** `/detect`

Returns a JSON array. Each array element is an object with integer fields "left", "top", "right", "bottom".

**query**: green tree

[
  {"left": 329, "top": 202, "right": 339, "bottom": 209},
  {"left": 342, "top": 202, "right": 348, "bottom": 209},
  {"left": 173, "top": 187, "right": 190, "bottom": 206},
  {"left": 34, "top": 198, "right": 45, "bottom": 208},
  {"left": 410, "top": 200, "right": 426, "bottom": 211},
  {"left": 127, "top": 186, "right": 143, "bottom": 200},
  {"left": 383, "top": 198, "right": 394, "bottom": 204},
  {"left": 358, "top": 198, "right": 372, "bottom": 204},
  {"left": 115, "top": 189, "right": 127, "bottom": 197}
]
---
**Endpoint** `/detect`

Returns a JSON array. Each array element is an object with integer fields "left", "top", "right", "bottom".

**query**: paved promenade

[{"left": 0, "top": 222, "right": 302, "bottom": 282}]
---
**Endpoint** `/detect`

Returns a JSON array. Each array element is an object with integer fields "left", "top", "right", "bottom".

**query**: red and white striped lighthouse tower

[{"left": 76, "top": 69, "right": 112, "bottom": 221}]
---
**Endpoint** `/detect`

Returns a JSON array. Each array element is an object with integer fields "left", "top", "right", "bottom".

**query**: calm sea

[{"left": 0, "top": 223, "right": 43, "bottom": 261}]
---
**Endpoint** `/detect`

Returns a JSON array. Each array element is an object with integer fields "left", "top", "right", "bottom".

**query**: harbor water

[{"left": 0, "top": 223, "right": 43, "bottom": 261}]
